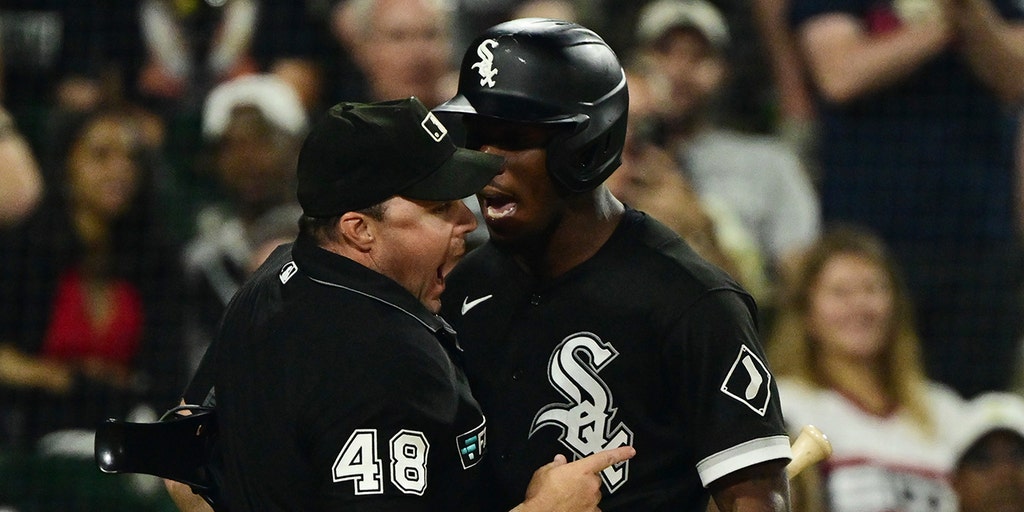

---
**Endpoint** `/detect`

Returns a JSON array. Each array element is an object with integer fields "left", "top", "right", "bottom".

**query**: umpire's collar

[{"left": 291, "top": 233, "right": 453, "bottom": 337}]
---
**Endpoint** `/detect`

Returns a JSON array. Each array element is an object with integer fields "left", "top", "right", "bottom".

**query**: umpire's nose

[{"left": 454, "top": 199, "right": 478, "bottom": 235}]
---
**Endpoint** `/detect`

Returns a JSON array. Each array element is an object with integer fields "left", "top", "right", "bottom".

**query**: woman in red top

[{"left": 0, "top": 107, "right": 187, "bottom": 448}]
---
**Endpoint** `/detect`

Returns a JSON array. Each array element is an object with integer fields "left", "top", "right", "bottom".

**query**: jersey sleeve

[{"left": 669, "top": 289, "right": 791, "bottom": 486}]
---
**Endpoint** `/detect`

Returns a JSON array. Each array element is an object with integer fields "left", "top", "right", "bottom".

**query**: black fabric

[
  {"left": 191, "top": 236, "right": 487, "bottom": 511},
  {"left": 441, "top": 208, "right": 789, "bottom": 511}
]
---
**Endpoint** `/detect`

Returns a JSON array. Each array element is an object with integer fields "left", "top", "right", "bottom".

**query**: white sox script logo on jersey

[
  {"left": 470, "top": 39, "right": 499, "bottom": 87},
  {"left": 530, "top": 332, "right": 633, "bottom": 492}
]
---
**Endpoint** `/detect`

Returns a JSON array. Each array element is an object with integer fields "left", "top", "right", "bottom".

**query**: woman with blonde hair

[{"left": 768, "top": 224, "right": 964, "bottom": 512}]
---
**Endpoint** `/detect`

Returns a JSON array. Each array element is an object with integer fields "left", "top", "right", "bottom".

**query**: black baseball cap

[{"left": 296, "top": 97, "right": 504, "bottom": 217}]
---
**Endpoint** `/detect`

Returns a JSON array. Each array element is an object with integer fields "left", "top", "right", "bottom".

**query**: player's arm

[
  {"left": 708, "top": 459, "right": 791, "bottom": 512},
  {"left": 673, "top": 290, "right": 792, "bottom": 511},
  {"left": 512, "top": 446, "right": 637, "bottom": 512}
]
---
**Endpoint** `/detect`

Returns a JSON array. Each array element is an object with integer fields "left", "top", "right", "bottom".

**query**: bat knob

[{"left": 786, "top": 424, "right": 833, "bottom": 479}]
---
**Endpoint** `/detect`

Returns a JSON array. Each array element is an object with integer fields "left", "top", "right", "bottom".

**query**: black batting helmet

[{"left": 434, "top": 18, "right": 629, "bottom": 193}]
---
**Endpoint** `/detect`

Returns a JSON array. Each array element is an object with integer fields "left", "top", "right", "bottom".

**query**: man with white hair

[{"left": 329, "top": 0, "right": 457, "bottom": 109}]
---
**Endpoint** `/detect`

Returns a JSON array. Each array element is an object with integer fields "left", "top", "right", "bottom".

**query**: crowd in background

[{"left": 0, "top": 0, "right": 1023, "bottom": 510}]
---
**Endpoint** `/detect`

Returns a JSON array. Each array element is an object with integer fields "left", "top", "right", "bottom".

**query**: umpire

[
  {"left": 173, "top": 97, "right": 635, "bottom": 512},
  {"left": 197, "top": 97, "right": 498, "bottom": 510}
]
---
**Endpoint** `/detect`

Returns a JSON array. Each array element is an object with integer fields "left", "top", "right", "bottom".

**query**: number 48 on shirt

[{"left": 332, "top": 429, "right": 429, "bottom": 495}]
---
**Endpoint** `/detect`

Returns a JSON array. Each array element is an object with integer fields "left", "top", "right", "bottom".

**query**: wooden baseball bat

[{"left": 785, "top": 424, "right": 832, "bottom": 480}]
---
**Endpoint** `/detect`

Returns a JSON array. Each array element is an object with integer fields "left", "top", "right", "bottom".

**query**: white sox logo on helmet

[
  {"left": 530, "top": 332, "right": 632, "bottom": 492},
  {"left": 471, "top": 39, "right": 499, "bottom": 88}
]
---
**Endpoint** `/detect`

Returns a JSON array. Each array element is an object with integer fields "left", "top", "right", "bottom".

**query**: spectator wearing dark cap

[
  {"left": 166, "top": 96, "right": 636, "bottom": 512},
  {"left": 950, "top": 392, "right": 1024, "bottom": 512}
]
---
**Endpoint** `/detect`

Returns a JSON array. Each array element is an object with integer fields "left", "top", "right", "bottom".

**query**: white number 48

[{"left": 332, "top": 429, "right": 429, "bottom": 495}]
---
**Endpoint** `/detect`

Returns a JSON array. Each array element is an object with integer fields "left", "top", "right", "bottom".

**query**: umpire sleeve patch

[
  {"left": 456, "top": 420, "right": 487, "bottom": 469},
  {"left": 720, "top": 345, "right": 772, "bottom": 416}
]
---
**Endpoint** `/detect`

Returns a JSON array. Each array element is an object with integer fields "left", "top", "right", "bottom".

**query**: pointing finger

[{"left": 573, "top": 446, "right": 636, "bottom": 473}]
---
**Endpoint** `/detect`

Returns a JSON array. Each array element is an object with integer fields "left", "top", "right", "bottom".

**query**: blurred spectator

[
  {"left": 949, "top": 392, "right": 1024, "bottom": 512},
  {"left": 136, "top": 0, "right": 321, "bottom": 200},
  {"left": 768, "top": 225, "right": 964, "bottom": 512},
  {"left": 136, "top": 0, "right": 322, "bottom": 110},
  {"left": 750, "top": 0, "right": 819, "bottom": 174},
  {"left": 0, "top": 105, "right": 44, "bottom": 227},
  {"left": 509, "top": 0, "right": 579, "bottom": 20},
  {"left": 182, "top": 74, "right": 305, "bottom": 371},
  {"left": 635, "top": 0, "right": 821, "bottom": 305},
  {"left": 1019, "top": 110, "right": 1024, "bottom": 238},
  {"left": 330, "top": 0, "right": 458, "bottom": 109},
  {"left": 790, "top": 0, "right": 1024, "bottom": 397},
  {"left": 0, "top": 0, "right": 147, "bottom": 162},
  {"left": 0, "top": 106, "right": 187, "bottom": 450},
  {"left": 608, "top": 61, "right": 765, "bottom": 299},
  {"left": 599, "top": 0, "right": 779, "bottom": 134},
  {"left": 0, "top": 1, "right": 144, "bottom": 109},
  {"left": 253, "top": 0, "right": 326, "bottom": 111},
  {"left": 137, "top": 0, "right": 256, "bottom": 111}
]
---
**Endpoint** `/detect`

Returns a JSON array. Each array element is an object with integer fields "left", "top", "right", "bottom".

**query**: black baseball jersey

[
  {"left": 440, "top": 208, "right": 791, "bottom": 511},
  {"left": 192, "top": 234, "right": 488, "bottom": 511}
]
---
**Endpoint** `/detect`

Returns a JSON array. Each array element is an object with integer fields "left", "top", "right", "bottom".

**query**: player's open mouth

[{"left": 481, "top": 190, "right": 517, "bottom": 220}]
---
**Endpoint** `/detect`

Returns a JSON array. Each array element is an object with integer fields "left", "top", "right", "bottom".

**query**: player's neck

[{"left": 518, "top": 187, "right": 624, "bottom": 279}]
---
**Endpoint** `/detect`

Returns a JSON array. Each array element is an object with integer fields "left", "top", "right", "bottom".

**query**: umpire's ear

[{"left": 338, "top": 210, "right": 376, "bottom": 252}]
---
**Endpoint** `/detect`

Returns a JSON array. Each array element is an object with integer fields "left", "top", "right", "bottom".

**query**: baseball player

[
  {"left": 435, "top": 19, "right": 792, "bottom": 512},
  {"left": 169, "top": 97, "right": 634, "bottom": 512}
]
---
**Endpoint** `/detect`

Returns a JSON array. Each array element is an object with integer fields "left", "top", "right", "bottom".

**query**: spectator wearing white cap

[
  {"left": 950, "top": 392, "right": 1024, "bottom": 512},
  {"left": 633, "top": 0, "right": 820, "bottom": 310},
  {"left": 181, "top": 74, "right": 307, "bottom": 372}
]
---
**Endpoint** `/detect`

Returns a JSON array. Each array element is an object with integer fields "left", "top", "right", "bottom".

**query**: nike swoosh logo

[{"left": 461, "top": 294, "right": 493, "bottom": 315}]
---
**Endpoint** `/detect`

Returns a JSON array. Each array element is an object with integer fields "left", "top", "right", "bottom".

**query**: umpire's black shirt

[{"left": 199, "top": 234, "right": 488, "bottom": 511}]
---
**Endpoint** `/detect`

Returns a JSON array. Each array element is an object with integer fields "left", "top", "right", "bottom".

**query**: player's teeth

[{"left": 486, "top": 203, "right": 516, "bottom": 219}]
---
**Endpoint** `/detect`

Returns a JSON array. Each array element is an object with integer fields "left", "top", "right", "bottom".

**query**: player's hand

[{"left": 512, "top": 446, "right": 636, "bottom": 512}]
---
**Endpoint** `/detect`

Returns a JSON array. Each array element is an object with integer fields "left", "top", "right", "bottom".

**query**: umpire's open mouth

[{"left": 438, "top": 241, "right": 466, "bottom": 285}]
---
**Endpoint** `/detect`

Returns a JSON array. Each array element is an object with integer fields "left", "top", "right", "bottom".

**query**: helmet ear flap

[{"left": 546, "top": 113, "right": 628, "bottom": 193}]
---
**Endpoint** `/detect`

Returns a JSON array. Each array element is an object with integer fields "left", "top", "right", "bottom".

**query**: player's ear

[{"left": 338, "top": 211, "right": 375, "bottom": 252}]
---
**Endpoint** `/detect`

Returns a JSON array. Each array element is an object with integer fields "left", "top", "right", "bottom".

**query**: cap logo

[
  {"left": 421, "top": 112, "right": 448, "bottom": 142},
  {"left": 471, "top": 39, "right": 499, "bottom": 88}
]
